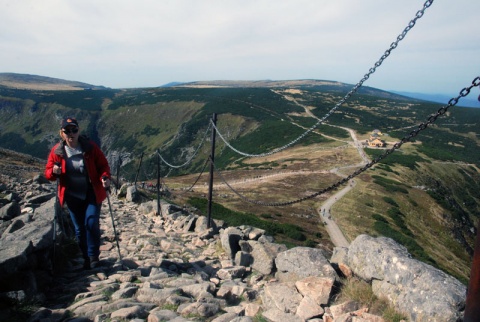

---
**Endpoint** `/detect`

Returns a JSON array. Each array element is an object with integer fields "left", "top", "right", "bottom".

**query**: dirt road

[
  {"left": 280, "top": 92, "right": 370, "bottom": 247},
  {"left": 317, "top": 179, "right": 355, "bottom": 248}
]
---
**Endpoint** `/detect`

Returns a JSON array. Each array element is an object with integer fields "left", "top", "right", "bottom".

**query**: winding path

[
  {"left": 317, "top": 181, "right": 354, "bottom": 248},
  {"left": 281, "top": 92, "right": 370, "bottom": 247}
]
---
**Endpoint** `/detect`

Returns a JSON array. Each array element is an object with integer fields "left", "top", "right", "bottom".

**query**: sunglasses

[{"left": 62, "top": 128, "right": 79, "bottom": 135}]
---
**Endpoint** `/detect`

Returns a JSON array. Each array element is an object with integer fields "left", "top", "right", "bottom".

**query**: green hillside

[{"left": 0, "top": 74, "right": 479, "bottom": 283}]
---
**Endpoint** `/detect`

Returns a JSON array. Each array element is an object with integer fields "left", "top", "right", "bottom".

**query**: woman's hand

[
  {"left": 102, "top": 177, "right": 111, "bottom": 188},
  {"left": 53, "top": 164, "right": 61, "bottom": 175}
]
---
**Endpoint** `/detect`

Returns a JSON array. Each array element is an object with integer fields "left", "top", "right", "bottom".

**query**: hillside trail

[
  {"left": 276, "top": 91, "right": 372, "bottom": 247},
  {"left": 211, "top": 170, "right": 329, "bottom": 189},
  {"left": 180, "top": 91, "right": 368, "bottom": 248}
]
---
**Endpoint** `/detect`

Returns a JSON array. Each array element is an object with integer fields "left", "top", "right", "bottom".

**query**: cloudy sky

[{"left": 1, "top": 0, "right": 479, "bottom": 97}]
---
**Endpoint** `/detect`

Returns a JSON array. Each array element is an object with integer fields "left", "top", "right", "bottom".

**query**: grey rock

[
  {"left": 330, "top": 246, "right": 348, "bottom": 265},
  {"left": 195, "top": 215, "right": 217, "bottom": 233},
  {"left": 231, "top": 317, "right": 253, "bottom": 322},
  {"left": 220, "top": 227, "right": 243, "bottom": 259},
  {"left": 211, "top": 312, "right": 239, "bottom": 322},
  {"left": 329, "top": 300, "right": 360, "bottom": 318},
  {"left": 0, "top": 176, "right": 468, "bottom": 322},
  {"left": 68, "top": 294, "right": 108, "bottom": 312},
  {"left": 111, "top": 286, "right": 139, "bottom": 301},
  {"left": 162, "top": 203, "right": 184, "bottom": 217},
  {"left": 24, "top": 193, "right": 54, "bottom": 205},
  {"left": 148, "top": 309, "right": 180, "bottom": 321},
  {"left": 126, "top": 185, "right": 140, "bottom": 202},
  {"left": 3, "top": 218, "right": 26, "bottom": 235},
  {"left": 110, "top": 305, "right": 148, "bottom": 320},
  {"left": 216, "top": 281, "right": 246, "bottom": 304},
  {"left": 179, "top": 297, "right": 222, "bottom": 318},
  {"left": 262, "top": 307, "right": 303, "bottom": 322},
  {"left": 180, "top": 281, "right": 216, "bottom": 299},
  {"left": 0, "top": 199, "right": 56, "bottom": 278},
  {"left": 216, "top": 266, "right": 246, "bottom": 280},
  {"left": 295, "top": 295, "right": 324, "bottom": 320},
  {"left": 138, "top": 200, "right": 158, "bottom": 215},
  {"left": 181, "top": 214, "right": 197, "bottom": 232},
  {"left": 275, "top": 247, "right": 338, "bottom": 282},
  {"left": 248, "top": 240, "right": 287, "bottom": 275},
  {"left": 101, "top": 299, "right": 156, "bottom": 313},
  {"left": 347, "top": 234, "right": 466, "bottom": 322},
  {"left": 295, "top": 276, "right": 334, "bottom": 306},
  {"left": 33, "top": 174, "right": 50, "bottom": 184},
  {"left": 0, "top": 201, "right": 21, "bottom": 220},
  {"left": 234, "top": 250, "right": 253, "bottom": 267},
  {"left": 135, "top": 287, "right": 181, "bottom": 305},
  {"left": 165, "top": 294, "right": 192, "bottom": 307},
  {"left": 72, "top": 301, "right": 108, "bottom": 319},
  {"left": 262, "top": 282, "right": 302, "bottom": 314}
]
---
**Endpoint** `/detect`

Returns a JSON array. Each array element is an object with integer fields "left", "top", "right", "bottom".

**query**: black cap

[{"left": 61, "top": 117, "right": 79, "bottom": 129}]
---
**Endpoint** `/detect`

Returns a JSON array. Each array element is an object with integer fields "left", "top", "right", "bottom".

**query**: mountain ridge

[
  {"left": 0, "top": 72, "right": 478, "bottom": 284},
  {"left": 3, "top": 73, "right": 478, "bottom": 108},
  {"left": 0, "top": 73, "right": 108, "bottom": 91}
]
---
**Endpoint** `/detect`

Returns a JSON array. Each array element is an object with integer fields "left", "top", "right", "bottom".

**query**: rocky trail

[{"left": 0, "top": 166, "right": 468, "bottom": 321}]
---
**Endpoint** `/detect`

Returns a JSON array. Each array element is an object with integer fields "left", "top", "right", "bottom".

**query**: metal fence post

[
  {"left": 156, "top": 150, "right": 161, "bottom": 216},
  {"left": 207, "top": 113, "right": 217, "bottom": 228}
]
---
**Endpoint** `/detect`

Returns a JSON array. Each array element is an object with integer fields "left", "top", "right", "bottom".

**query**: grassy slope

[{"left": 0, "top": 81, "right": 478, "bottom": 283}]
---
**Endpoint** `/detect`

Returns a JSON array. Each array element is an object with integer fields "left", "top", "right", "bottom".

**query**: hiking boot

[{"left": 90, "top": 256, "right": 100, "bottom": 268}]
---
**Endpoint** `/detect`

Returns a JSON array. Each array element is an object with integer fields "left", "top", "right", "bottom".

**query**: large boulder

[
  {"left": 220, "top": 227, "right": 243, "bottom": 260},
  {"left": 126, "top": 186, "right": 140, "bottom": 203},
  {"left": 0, "top": 198, "right": 56, "bottom": 297},
  {"left": 275, "top": 247, "right": 338, "bottom": 282},
  {"left": 0, "top": 199, "right": 54, "bottom": 274},
  {"left": 0, "top": 201, "right": 21, "bottom": 221},
  {"left": 347, "top": 234, "right": 466, "bottom": 321},
  {"left": 242, "top": 240, "right": 287, "bottom": 275}
]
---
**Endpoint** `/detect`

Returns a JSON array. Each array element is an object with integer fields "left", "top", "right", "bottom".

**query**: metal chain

[
  {"left": 118, "top": 167, "right": 137, "bottom": 183},
  {"left": 213, "top": 76, "right": 480, "bottom": 207},
  {"left": 140, "top": 153, "right": 158, "bottom": 182},
  {"left": 157, "top": 122, "right": 212, "bottom": 169},
  {"left": 213, "top": 0, "right": 435, "bottom": 158},
  {"left": 173, "top": 157, "right": 210, "bottom": 196}
]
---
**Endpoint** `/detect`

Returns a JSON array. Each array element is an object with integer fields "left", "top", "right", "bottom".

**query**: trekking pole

[
  {"left": 103, "top": 176, "right": 122, "bottom": 262},
  {"left": 52, "top": 162, "right": 61, "bottom": 272}
]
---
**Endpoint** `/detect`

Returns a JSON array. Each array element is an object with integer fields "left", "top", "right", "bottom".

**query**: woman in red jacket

[{"left": 45, "top": 117, "right": 111, "bottom": 270}]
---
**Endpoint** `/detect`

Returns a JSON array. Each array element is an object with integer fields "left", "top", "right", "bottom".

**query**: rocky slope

[{"left": 0, "top": 151, "right": 467, "bottom": 321}]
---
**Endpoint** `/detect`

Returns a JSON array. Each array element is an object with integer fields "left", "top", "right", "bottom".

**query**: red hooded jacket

[{"left": 45, "top": 136, "right": 111, "bottom": 206}]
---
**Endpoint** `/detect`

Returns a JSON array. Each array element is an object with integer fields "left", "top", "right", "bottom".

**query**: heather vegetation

[
  {"left": 187, "top": 197, "right": 313, "bottom": 247},
  {"left": 0, "top": 76, "right": 478, "bottom": 283}
]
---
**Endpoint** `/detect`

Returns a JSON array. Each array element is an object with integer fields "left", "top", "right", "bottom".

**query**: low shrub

[{"left": 187, "top": 197, "right": 306, "bottom": 242}]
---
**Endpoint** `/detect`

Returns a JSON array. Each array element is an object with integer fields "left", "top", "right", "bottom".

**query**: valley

[{"left": 0, "top": 73, "right": 479, "bottom": 284}]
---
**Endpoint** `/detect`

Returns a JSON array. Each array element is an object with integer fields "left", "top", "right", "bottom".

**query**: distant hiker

[{"left": 45, "top": 117, "right": 111, "bottom": 270}]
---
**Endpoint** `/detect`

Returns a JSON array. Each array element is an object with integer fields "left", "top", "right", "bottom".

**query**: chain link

[
  {"left": 212, "top": 76, "right": 479, "bottom": 207},
  {"left": 172, "top": 157, "right": 210, "bottom": 195},
  {"left": 214, "top": 0, "right": 435, "bottom": 158},
  {"left": 157, "top": 122, "right": 212, "bottom": 169}
]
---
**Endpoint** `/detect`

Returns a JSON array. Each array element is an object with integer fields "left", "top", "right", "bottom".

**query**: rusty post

[{"left": 464, "top": 219, "right": 480, "bottom": 321}]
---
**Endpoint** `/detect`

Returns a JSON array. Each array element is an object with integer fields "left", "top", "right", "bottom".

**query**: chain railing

[
  {"left": 157, "top": 122, "right": 212, "bottom": 169},
  {"left": 212, "top": 0, "right": 435, "bottom": 158},
  {"left": 170, "top": 158, "right": 210, "bottom": 196},
  {"left": 211, "top": 76, "right": 480, "bottom": 207}
]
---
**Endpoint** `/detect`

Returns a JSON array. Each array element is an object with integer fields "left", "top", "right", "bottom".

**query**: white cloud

[{"left": 0, "top": 0, "right": 478, "bottom": 95}]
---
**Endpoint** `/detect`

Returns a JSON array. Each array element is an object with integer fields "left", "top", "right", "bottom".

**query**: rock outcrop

[
  {"left": 347, "top": 234, "right": 466, "bottom": 321},
  {"left": 0, "top": 173, "right": 467, "bottom": 321}
]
